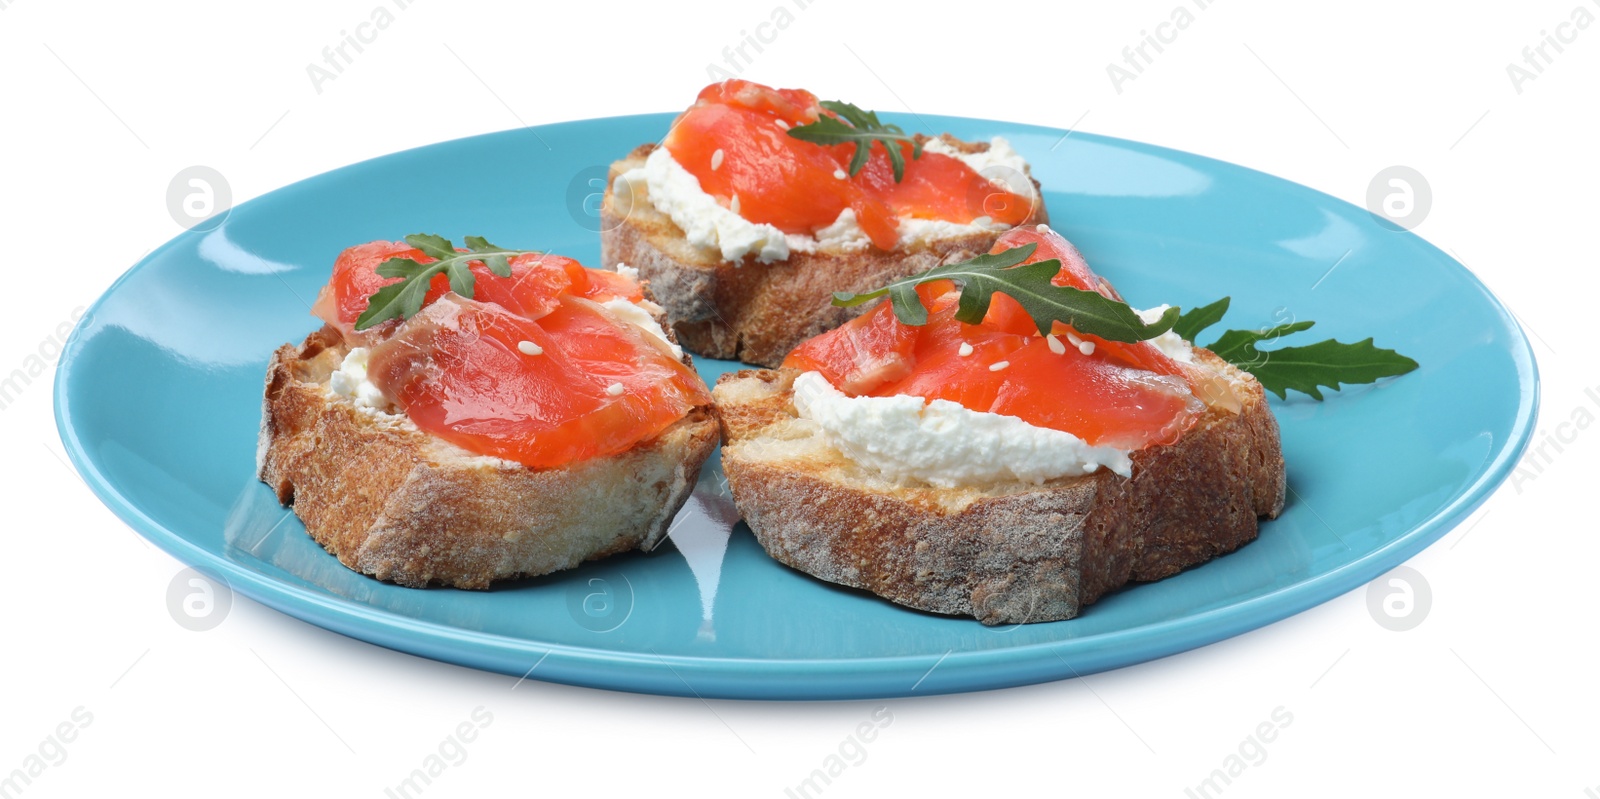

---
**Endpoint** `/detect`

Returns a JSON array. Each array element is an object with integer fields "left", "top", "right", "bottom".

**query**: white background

[{"left": 3, "top": 0, "right": 1597, "bottom": 796}]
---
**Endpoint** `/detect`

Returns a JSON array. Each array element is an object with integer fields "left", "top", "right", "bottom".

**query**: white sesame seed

[
  {"left": 1045, "top": 334, "right": 1066, "bottom": 355},
  {"left": 989, "top": 360, "right": 1010, "bottom": 372},
  {"left": 833, "top": 169, "right": 848, "bottom": 180},
  {"left": 957, "top": 342, "right": 974, "bottom": 357},
  {"left": 711, "top": 149, "right": 724, "bottom": 170},
  {"left": 730, "top": 194, "right": 741, "bottom": 214},
  {"left": 1038, "top": 223, "right": 1053, "bottom": 234},
  {"left": 1066, "top": 332, "right": 1084, "bottom": 347},
  {"left": 775, "top": 119, "right": 790, "bottom": 130},
  {"left": 516, "top": 340, "right": 543, "bottom": 356},
  {"left": 606, "top": 382, "right": 625, "bottom": 396},
  {"left": 1078, "top": 341, "right": 1095, "bottom": 356}
]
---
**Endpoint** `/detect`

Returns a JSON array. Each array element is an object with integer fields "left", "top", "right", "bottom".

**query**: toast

[
  {"left": 714, "top": 351, "right": 1285, "bottom": 625},
  {"left": 600, "top": 135, "right": 1049, "bottom": 368},
  {"left": 257, "top": 324, "right": 719, "bottom": 589}
]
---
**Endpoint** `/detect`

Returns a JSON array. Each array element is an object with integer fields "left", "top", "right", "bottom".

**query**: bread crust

[
  {"left": 257, "top": 325, "right": 719, "bottom": 589},
  {"left": 714, "top": 354, "right": 1285, "bottom": 624},
  {"left": 600, "top": 137, "right": 1050, "bottom": 367}
]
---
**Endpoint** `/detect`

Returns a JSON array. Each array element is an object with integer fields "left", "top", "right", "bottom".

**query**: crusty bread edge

[
  {"left": 257, "top": 325, "right": 720, "bottom": 590},
  {"left": 715, "top": 353, "right": 1286, "bottom": 624}
]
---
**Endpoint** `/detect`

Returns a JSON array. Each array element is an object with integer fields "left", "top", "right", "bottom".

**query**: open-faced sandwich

[
  {"left": 714, "top": 225, "right": 1289, "bottom": 625},
  {"left": 258, "top": 235, "right": 718, "bottom": 588},
  {"left": 602, "top": 79, "right": 1049, "bottom": 367}
]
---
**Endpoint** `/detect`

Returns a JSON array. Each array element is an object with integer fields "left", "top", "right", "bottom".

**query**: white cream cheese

[
  {"left": 893, "top": 215, "right": 1011, "bottom": 247},
  {"left": 790, "top": 371, "right": 1133, "bottom": 488},
  {"left": 617, "top": 137, "right": 1036, "bottom": 264},
  {"left": 801, "top": 207, "right": 874, "bottom": 251},
  {"left": 1137, "top": 304, "right": 1196, "bottom": 363},
  {"left": 921, "top": 135, "right": 1036, "bottom": 199},
  {"left": 617, "top": 147, "right": 791, "bottom": 263},
  {"left": 601, "top": 297, "right": 683, "bottom": 358},
  {"left": 328, "top": 347, "right": 397, "bottom": 415},
  {"left": 788, "top": 207, "right": 1013, "bottom": 252}
]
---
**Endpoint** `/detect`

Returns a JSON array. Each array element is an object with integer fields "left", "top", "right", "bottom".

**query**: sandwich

[
  {"left": 257, "top": 236, "right": 718, "bottom": 588},
  {"left": 601, "top": 79, "right": 1049, "bottom": 367},
  {"left": 714, "top": 225, "right": 1288, "bottom": 624}
]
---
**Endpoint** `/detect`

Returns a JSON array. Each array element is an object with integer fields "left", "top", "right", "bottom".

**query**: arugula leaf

[
  {"left": 463, "top": 235, "right": 515, "bottom": 278},
  {"left": 1172, "top": 296, "right": 1231, "bottom": 341},
  {"left": 354, "top": 234, "right": 540, "bottom": 330},
  {"left": 832, "top": 243, "right": 1180, "bottom": 343},
  {"left": 838, "top": 257, "right": 1419, "bottom": 400},
  {"left": 1208, "top": 320, "right": 1419, "bottom": 400},
  {"left": 404, "top": 233, "right": 458, "bottom": 262},
  {"left": 787, "top": 100, "right": 924, "bottom": 182},
  {"left": 1209, "top": 321, "right": 1317, "bottom": 368}
]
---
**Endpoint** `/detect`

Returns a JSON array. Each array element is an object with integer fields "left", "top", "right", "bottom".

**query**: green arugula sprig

[
  {"left": 787, "top": 100, "right": 923, "bottom": 182},
  {"left": 835, "top": 249, "right": 1418, "bottom": 400},
  {"left": 354, "top": 234, "right": 539, "bottom": 330},
  {"left": 831, "top": 243, "right": 1180, "bottom": 343},
  {"left": 1171, "top": 297, "right": 1231, "bottom": 341},
  {"left": 1175, "top": 297, "right": 1419, "bottom": 400}
]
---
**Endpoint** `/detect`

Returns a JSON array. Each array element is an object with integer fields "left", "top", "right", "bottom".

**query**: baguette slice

[
  {"left": 715, "top": 352, "right": 1285, "bottom": 625},
  {"left": 600, "top": 136, "right": 1049, "bottom": 368},
  {"left": 257, "top": 325, "right": 719, "bottom": 589}
]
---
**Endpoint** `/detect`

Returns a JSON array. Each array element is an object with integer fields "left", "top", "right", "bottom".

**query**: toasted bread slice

[
  {"left": 714, "top": 351, "right": 1285, "bottom": 625},
  {"left": 600, "top": 136, "right": 1049, "bottom": 368},
  {"left": 257, "top": 325, "right": 719, "bottom": 589}
]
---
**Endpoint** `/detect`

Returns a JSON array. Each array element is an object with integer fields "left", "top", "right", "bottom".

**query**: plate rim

[{"left": 53, "top": 112, "right": 1541, "bottom": 700}]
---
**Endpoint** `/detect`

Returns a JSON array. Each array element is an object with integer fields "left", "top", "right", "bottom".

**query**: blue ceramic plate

[{"left": 55, "top": 113, "right": 1537, "bottom": 699}]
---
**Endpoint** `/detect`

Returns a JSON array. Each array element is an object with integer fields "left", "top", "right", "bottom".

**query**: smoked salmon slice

[
  {"left": 784, "top": 225, "right": 1205, "bottom": 450},
  {"left": 313, "top": 241, "right": 707, "bottom": 469},
  {"left": 662, "top": 80, "right": 1033, "bottom": 252},
  {"left": 311, "top": 242, "right": 641, "bottom": 338}
]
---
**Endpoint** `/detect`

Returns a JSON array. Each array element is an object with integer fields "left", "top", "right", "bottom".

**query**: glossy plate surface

[{"left": 55, "top": 113, "right": 1537, "bottom": 699}]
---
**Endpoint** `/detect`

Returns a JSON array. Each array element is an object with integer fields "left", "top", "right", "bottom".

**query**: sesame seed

[
  {"left": 730, "top": 194, "right": 741, "bottom": 214},
  {"left": 1045, "top": 334, "right": 1066, "bottom": 355},
  {"left": 1078, "top": 341, "right": 1095, "bottom": 356},
  {"left": 1066, "top": 332, "right": 1084, "bottom": 347},
  {"left": 989, "top": 360, "right": 1010, "bottom": 372},
  {"left": 517, "top": 340, "right": 543, "bottom": 356},
  {"left": 958, "top": 342, "right": 974, "bottom": 357},
  {"left": 775, "top": 119, "right": 790, "bottom": 130},
  {"left": 833, "top": 169, "right": 848, "bottom": 180},
  {"left": 711, "top": 149, "right": 724, "bottom": 170},
  {"left": 606, "top": 382, "right": 625, "bottom": 396}
]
